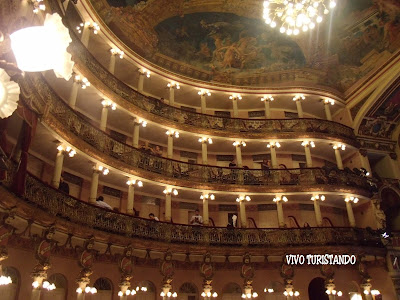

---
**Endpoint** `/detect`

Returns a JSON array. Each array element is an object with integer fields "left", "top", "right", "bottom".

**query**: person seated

[
  {"left": 149, "top": 213, "right": 159, "bottom": 221},
  {"left": 229, "top": 160, "right": 237, "bottom": 168},
  {"left": 95, "top": 196, "right": 112, "bottom": 210},
  {"left": 58, "top": 175, "right": 70, "bottom": 194},
  {"left": 190, "top": 209, "right": 203, "bottom": 226}
]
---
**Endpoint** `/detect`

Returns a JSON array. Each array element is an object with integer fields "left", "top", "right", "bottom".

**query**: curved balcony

[
  {"left": 1, "top": 169, "right": 383, "bottom": 249},
  {"left": 46, "top": 0, "right": 358, "bottom": 145},
  {"left": 20, "top": 74, "right": 371, "bottom": 195}
]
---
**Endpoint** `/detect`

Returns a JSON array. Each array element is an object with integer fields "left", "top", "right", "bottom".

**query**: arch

[
  {"left": 0, "top": 266, "right": 20, "bottom": 300},
  {"left": 43, "top": 273, "right": 68, "bottom": 300},
  {"left": 380, "top": 187, "right": 400, "bottom": 232},
  {"left": 179, "top": 282, "right": 198, "bottom": 294},
  {"left": 93, "top": 277, "right": 113, "bottom": 300},
  {"left": 308, "top": 277, "right": 328, "bottom": 300}
]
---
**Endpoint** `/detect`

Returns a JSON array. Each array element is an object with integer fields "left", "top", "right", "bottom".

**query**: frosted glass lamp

[
  {"left": 10, "top": 13, "right": 74, "bottom": 80},
  {"left": 0, "top": 68, "right": 20, "bottom": 119}
]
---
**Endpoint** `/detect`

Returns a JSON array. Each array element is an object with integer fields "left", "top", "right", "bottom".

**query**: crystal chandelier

[{"left": 263, "top": 0, "right": 337, "bottom": 35}]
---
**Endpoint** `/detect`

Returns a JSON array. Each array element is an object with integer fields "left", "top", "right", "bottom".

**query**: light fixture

[
  {"left": 198, "top": 137, "right": 213, "bottom": 144},
  {"left": 0, "top": 68, "right": 20, "bottom": 119},
  {"left": 263, "top": 0, "right": 336, "bottom": 35},
  {"left": 283, "top": 290, "right": 299, "bottom": 297},
  {"left": 371, "top": 290, "right": 380, "bottom": 295},
  {"left": 273, "top": 196, "right": 288, "bottom": 202},
  {"left": 10, "top": 13, "right": 74, "bottom": 80},
  {"left": 233, "top": 141, "right": 246, "bottom": 147},
  {"left": 97, "top": 165, "right": 109, "bottom": 175},
  {"left": 201, "top": 193, "right": 215, "bottom": 200},
  {"left": 167, "top": 82, "right": 180, "bottom": 89},
  {"left": 293, "top": 94, "right": 306, "bottom": 101},
  {"left": 57, "top": 144, "right": 76, "bottom": 157},
  {"left": 164, "top": 188, "right": 178, "bottom": 196},
  {"left": 74, "top": 75, "right": 91, "bottom": 89},
  {"left": 80, "top": 21, "right": 100, "bottom": 34},
  {"left": 138, "top": 119, "right": 147, "bottom": 127},
  {"left": 33, "top": 280, "right": 56, "bottom": 291},
  {"left": 0, "top": 275, "right": 12, "bottom": 285},
  {"left": 326, "top": 289, "right": 342, "bottom": 296},
  {"left": 345, "top": 196, "right": 359, "bottom": 203},
  {"left": 202, "top": 291, "right": 218, "bottom": 298},
  {"left": 77, "top": 286, "right": 97, "bottom": 294},
  {"left": 229, "top": 93, "right": 242, "bottom": 100},
  {"left": 110, "top": 48, "right": 124, "bottom": 59},
  {"left": 301, "top": 141, "right": 315, "bottom": 147},
  {"left": 333, "top": 144, "right": 346, "bottom": 151},
  {"left": 31, "top": 0, "right": 46, "bottom": 14},
  {"left": 311, "top": 194, "right": 325, "bottom": 201},
  {"left": 324, "top": 98, "right": 335, "bottom": 105},
  {"left": 241, "top": 292, "right": 258, "bottom": 299},
  {"left": 166, "top": 130, "right": 179, "bottom": 138},
  {"left": 161, "top": 291, "right": 178, "bottom": 298},
  {"left": 198, "top": 89, "right": 211, "bottom": 96},
  {"left": 263, "top": 288, "right": 274, "bottom": 293},
  {"left": 236, "top": 195, "right": 251, "bottom": 202},
  {"left": 139, "top": 68, "right": 151, "bottom": 78},
  {"left": 267, "top": 141, "right": 281, "bottom": 148},
  {"left": 126, "top": 179, "right": 143, "bottom": 187},
  {"left": 261, "top": 95, "right": 274, "bottom": 102},
  {"left": 101, "top": 99, "right": 117, "bottom": 110}
]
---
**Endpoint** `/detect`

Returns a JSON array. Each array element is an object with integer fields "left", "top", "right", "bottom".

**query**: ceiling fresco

[{"left": 96, "top": 0, "right": 400, "bottom": 91}]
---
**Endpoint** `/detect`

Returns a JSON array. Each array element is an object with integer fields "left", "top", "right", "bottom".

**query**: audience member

[
  {"left": 58, "top": 176, "right": 70, "bottom": 194},
  {"left": 95, "top": 196, "right": 112, "bottom": 210},
  {"left": 190, "top": 209, "right": 203, "bottom": 225},
  {"left": 149, "top": 213, "right": 159, "bottom": 221}
]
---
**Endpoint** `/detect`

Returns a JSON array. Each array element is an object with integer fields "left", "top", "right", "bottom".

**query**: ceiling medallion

[{"left": 263, "top": 0, "right": 337, "bottom": 35}]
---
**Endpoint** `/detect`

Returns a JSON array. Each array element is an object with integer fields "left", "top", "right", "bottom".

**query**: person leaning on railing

[{"left": 190, "top": 209, "right": 203, "bottom": 226}]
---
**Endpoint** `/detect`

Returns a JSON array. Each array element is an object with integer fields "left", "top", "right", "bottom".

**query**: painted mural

[
  {"left": 101, "top": 0, "right": 400, "bottom": 91},
  {"left": 155, "top": 13, "right": 306, "bottom": 76}
]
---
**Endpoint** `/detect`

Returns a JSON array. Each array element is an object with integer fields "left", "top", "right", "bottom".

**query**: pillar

[
  {"left": 201, "top": 142, "right": 208, "bottom": 164},
  {"left": 81, "top": 23, "right": 91, "bottom": 47},
  {"left": 304, "top": 146, "right": 312, "bottom": 167},
  {"left": 264, "top": 99, "right": 271, "bottom": 119},
  {"left": 345, "top": 200, "right": 356, "bottom": 227},
  {"left": 239, "top": 200, "right": 247, "bottom": 228},
  {"left": 100, "top": 106, "right": 109, "bottom": 131},
  {"left": 76, "top": 281, "right": 88, "bottom": 300},
  {"left": 276, "top": 200, "right": 285, "bottom": 228},
  {"left": 31, "top": 275, "right": 46, "bottom": 300},
  {"left": 324, "top": 102, "right": 332, "bottom": 121},
  {"left": 167, "top": 135, "right": 173, "bottom": 159},
  {"left": 132, "top": 121, "right": 140, "bottom": 148},
  {"left": 108, "top": 53, "right": 116, "bottom": 74},
  {"left": 334, "top": 148, "right": 343, "bottom": 170},
  {"left": 200, "top": 95, "right": 207, "bottom": 114},
  {"left": 51, "top": 149, "right": 64, "bottom": 188},
  {"left": 165, "top": 193, "right": 172, "bottom": 222},
  {"left": 232, "top": 98, "right": 238, "bottom": 118},
  {"left": 203, "top": 197, "right": 209, "bottom": 226},
  {"left": 235, "top": 144, "right": 243, "bottom": 167},
  {"left": 169, "top": 87, "right": 175, "bottom": 106},
  {"left": 270, "top": 146, "right": 278, "bottom": 168},
  {"left": 295, "top": 100, "right": 304, "bottom": 118},
  {"left": 138, "top": 73, "right": 145, "bottom": 93},
  {"left": 313, "top": 199, "right": 323, "bottom": 227},
  {"left": 68, "top": 80, "right": 79, "bottom": 109},
  {"left": 89, "top": 170, "right": 100, "bottom": 204},
  {"left": 127, "top": 184, "right": 135, "bottom": 215}
]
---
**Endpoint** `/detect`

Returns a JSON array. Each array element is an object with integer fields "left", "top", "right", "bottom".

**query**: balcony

[
  {"left": 1, "top": 169, "right": 383, "bottom": 249},
  {"left": 45, "top": 0, "right": 358, "bottom": 145}
]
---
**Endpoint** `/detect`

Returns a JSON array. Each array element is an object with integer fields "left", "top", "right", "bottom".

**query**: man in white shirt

[
  {"left": 190, "top": 209, "right": 203, "bottom": 226},
  {"left": 95, "top": 196, "right": 112, "bottom": 210},
  {"left": 149, "top": 213, "right": 159, "bottom": 221}
]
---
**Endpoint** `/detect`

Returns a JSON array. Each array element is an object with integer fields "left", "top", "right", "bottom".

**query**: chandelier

[{"left": 263, "top": 0, "right": 337, "bottom": 35}]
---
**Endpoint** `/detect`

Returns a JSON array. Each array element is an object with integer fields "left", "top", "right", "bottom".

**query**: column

[
  {"left": 261, "top": 96, "right": 274, "bottom": 119},
  {"left": 80, "top": 22, "right": 99, "bottom": 48},
  {"left": 164, "top": 191, "right": 172, "bottom": 222},
  {"left": 311, "top": 195, "right": 324, "bottom": 227},
  {"left": 293, "top": 94, "right": 305, "bottom": 118},
  {"left": 199, "top": 137, "right": 212, "bottom": 164},
  {"left": 51, "top": 147, "right": 64, "bottom": 188},
  {"left": 137, "top": 68, "right": 150, "bottom": 93},
  {"left": 100, "top": 100, "right": 116, "bottom": 131},
  {"left": 267, "top": 142, "right": 280, "bottom": 168},
  {"left": 166, "top": 130, "right": 179, "bottom": 159},
  {"left": 76, "top": 281, "right": 88, "bottom": 300},
  {"left": 274, "top": 196, "right": 287, "bottom": 228},
  {"left": 239, "top": 199, "right": 247, "bottom": 228},
  {"left": 89, "top": 170, "right": 100, "bottom": 204},
  {"left": 229, "top": 94, "right": 241, "bottom": 117},
  {"left": 132, "top": 121, "right": 140, "bottom": 148},
  {"left": 167, "top": 82, "right": 180, "bottom": 106},
  {"left": 359, "top": 150, "right": 372, "bottom": 176},
  {"left": 127, "top": 182, "right": 135, "bottom": 215},
  {"left": 108, "top": 48, "right": 124, "bottom": 74},
  {"left": 345, "top": 198, "right": 357, "bottom": 227},
  {"left": 233, "top": 141, "right": 245, "bottom": 167},
  {"left": 333, "top": 144, "right": 345, "bottom": 170},
  {"left": 202, "top": 194, "right": 210, "bottom": 226},
  {"left": 198, "top": 90, "right": 211, "bottom": 114},
  {"left": 324, "top": 99, "right": 334, "bottom": 121},
  {"left": 302, "top": 141, "right": 314, "bottom": 167},
  {"left": 68, "top": 79, "right": 79, "bottom": 109}
]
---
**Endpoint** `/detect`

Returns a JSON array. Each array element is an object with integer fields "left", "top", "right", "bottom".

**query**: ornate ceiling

[{"left": 92, "top": 0, "right": 400, "bottom": 91}]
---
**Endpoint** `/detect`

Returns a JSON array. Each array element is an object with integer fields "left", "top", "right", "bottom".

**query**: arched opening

[
  {"left": 221, "top": 282, "right": 242, "bottom": 300},
  {"left": 308, "top": 277, "right": 328, "bottom": 300},
  {"left": 380, "top": 187, "right": 400, "bottom": 233},
  {"left": 136, "top": 280, "right": 157, "bottom": 300},
  {"left": 0, "top": 266, "right": 20, "bottom": 300},
  {"left": 42, "top": 273, "right": 68, "bottom": 300},
  {"left": 179, "top": 282, "right": 198, "bottom": 300},
  {"left": 93, "top": 277, "right": 113, "bottom": 300}
]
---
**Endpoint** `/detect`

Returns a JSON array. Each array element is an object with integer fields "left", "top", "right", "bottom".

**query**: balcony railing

[
  {"left": 46, "top": 0, "right": 357, "bottom": 144},
  {"left": 1, "top": 167, "right": 382, "bottom": 248},
  {"left": 37, "top": 83, "right": 369, "bottom": 191}
]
